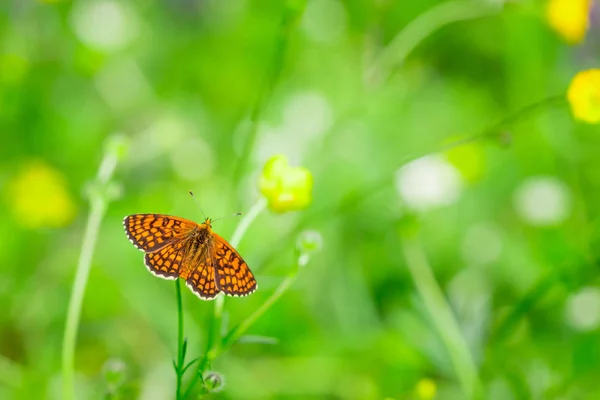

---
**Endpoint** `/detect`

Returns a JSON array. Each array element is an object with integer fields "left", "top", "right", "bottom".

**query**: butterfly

[{"left": 123, "top": 213, "right": 257, "bottom": 300}]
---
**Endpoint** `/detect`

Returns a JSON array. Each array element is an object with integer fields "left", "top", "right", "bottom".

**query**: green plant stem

[
  {"left": 175, "top": 279, "right": 184, "bottom": 400},
  {"left": 207, "top": 198, "right": 267, "bottom": 359},
  {"left": 367, "top": 0, "right": 501, "bottom": 84},
  {"left": 183, "top": 198, "right": 267, "bottom": 399},
  {"left": 62, "top": 151, "right": 120, "bottom": 400},
  {"left": 361, "top": 95, "right": 567, "bottom": 208},
  {"left": 493, "top": 271, "right": 558, "bottom": 342},
  {"left": 230, "top": 198, "right": 267, "bottom": 248},
  {"left": 221, "top": 273, "right": 295, "bottom": 351},
  {"left": 232, "top": 3, "right": 306, "bottom": 187},
  {"left": 400, "top": 233, "right": 482, "bottom": 400},
  {"left": 257, "top": 94, "right": 568, "bottom": 273}
]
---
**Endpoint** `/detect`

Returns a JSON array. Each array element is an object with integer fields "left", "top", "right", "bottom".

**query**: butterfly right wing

[
  {"left": 185, "top": 251, "right": 219, "bottom": 300},
  {"left": 212, "top": 233, "right": 257, "bottom": 297},
  {"left": 123, "top": 214, "right": 197, "bottom": 253},
  {"left": 184, "top": 243, "right": 219, "bottom": 300}
]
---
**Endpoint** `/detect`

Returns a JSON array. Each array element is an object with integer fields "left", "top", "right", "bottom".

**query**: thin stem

[
  {"left": 232, "top": 4, "right": 306, "bottom": 186},
  {"left": 493, "top": 271, "right": 558, "bottom": 342},
  {"left": 257, "top": 94, "right": 568, "bottom": 272},
  {"left": 217, "top": 246, "right": 312, "bottom": 360},
  {"left": 401, "top": 233, "right": 482, "bottom": 399},
  {"left": 62, "top": 149, "right": 120, "bottom": 400},
  {"left": 230, "top": 198, "right": 267, "bottom": 248},
  {"left": 206, "top": 293, "right": 225, "bottom": 362},
  {"left": 367, "top": 0, "right": 500, "bottom": 84},
  {"left": 175, "top": 279, "right": 184, "bottom": 400},
  {"left": 221, "top": 274, "right": 295, "bottom": 351},
  {"left": 397, "top": 95, "right": 567, "bottom": 169},
  {"left": 209, "top": 198, "right": 266, "bottom": 357},
  {"left": 208, "top": 197, "right": 267, "bottom": 360},
  {"left": 183, "top": 198, "right": 267, "bottom": 398},
  {"left": 62, "top": 199, "right": 105, "bottom": 399}
]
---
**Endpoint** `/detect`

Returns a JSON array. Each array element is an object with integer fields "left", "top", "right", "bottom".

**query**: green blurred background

[{"left": 2, "top": 0, "right": 600, "bottom": 399}]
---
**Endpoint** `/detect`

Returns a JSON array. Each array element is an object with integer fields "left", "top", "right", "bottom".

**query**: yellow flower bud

[
  {"left": 546, "top": 0, "right": 592, "bottom": 44},
  {"left": 259, "top": 155, "right": 313, "bottom": 213},
  {"left": 567, "top": 69, "right": 600, "bottom": 124}
]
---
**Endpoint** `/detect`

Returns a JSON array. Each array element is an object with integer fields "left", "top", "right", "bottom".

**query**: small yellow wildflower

[
  {"left": 415, "top": 378, "right": 437, "bottom": 400},
  {"left": 8, "top": 160, "right": 77, "bottom": 228},
  {"left": 259, "top": 155, "right": 313, "bottom": 213},
  {"left": 546, "top": 0, "right": 592, "bottom": 44},
  {"left": 567, "top": 69, "right": 600, "bottom": 124}
]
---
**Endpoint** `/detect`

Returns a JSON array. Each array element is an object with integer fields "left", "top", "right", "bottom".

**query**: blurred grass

[{"left": 2, "top": 0, "right": 600, "bottom": 399}]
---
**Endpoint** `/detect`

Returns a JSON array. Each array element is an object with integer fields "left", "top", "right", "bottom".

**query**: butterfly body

[{"left": 123, "top": 214, "right": 257, "bottom": 300}]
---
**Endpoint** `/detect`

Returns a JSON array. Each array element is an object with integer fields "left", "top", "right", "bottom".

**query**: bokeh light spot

[
  {"left": 445, "top": 142, "right": 486, "bottom": 183},
  {"left": 170, "top": 137, "right": 214, "bottom": 181},
  {"left": 415, "top": 378, "right": 437, "bottom": 400},
  {"left": 461, "top": 223, "right": 503, "bottom": 266},
  {"left": 302, "top": 0, "right": 348, "bottom": 43},
  {"left": 565, "top": 286, "right": 600, "bottom": 331},
  {"left": 395, "top": 156, "right": 463, "bottom": 211},
  {"left": 94, "top": 59, "right": 152, "bottom": 110},
  {"left": 71, "top": 1, "right": 139, "bottom": 52},
  {"left": 255, "top": 92, "right": 333, "bottom": 162},
  {"left": 513, "top": 176, "right": 571, "bottom": 226},
  {"left": 7, "top": 161, "right": 77, "bottom": 229},
  {"left": 283, "top": 91, "right": 333, "bottom": 139}
]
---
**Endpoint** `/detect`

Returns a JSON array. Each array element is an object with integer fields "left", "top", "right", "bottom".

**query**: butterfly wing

[
  {"left": 144, "top": 239, "right": 187, "bottom": 280},
  {"left": 212, "top": 233, "right": 257, "bottom": 297},
  {"left": 185, "top": 252, "right": 219, "bottom": 300},
  {"left": 124, "top": 214, "right": 256, "bottom": 299},
  {"left": 123, "top": 214, "right": 197, "bottom": 253},
  {"left": 180, "top": 233, "right": 219, "bottom": 300}
]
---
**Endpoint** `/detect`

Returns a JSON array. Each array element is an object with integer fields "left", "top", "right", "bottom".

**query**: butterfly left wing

[
  {"left": 185, "top": 249, "right": 219, "bottom": 300},
  {"left": 123, "top": 214, "right": 197, "bottom": 253},
  {"left": 212, "top": 233, "right": 257, "bottom": 297},
  {"left": 144, "top": 239, "right": 187, "bottom": 280}
]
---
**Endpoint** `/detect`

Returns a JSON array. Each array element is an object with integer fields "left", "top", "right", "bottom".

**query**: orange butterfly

[{"left": 123, "top": 214, "right": 257, "bottom": 300}]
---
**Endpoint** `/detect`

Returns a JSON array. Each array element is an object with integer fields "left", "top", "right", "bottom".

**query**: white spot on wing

[
  {"left": 223, "top": 283, "right": 257, "bottom": 298},
  {"left": 185, "top": 280, "right": 217, "bottom": 301},
  {"left": 144, "top": 255, "right": 177, "bottom": 280}
]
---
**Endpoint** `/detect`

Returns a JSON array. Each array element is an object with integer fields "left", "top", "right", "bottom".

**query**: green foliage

[{"left": 1, "top": 0, "right": 599, "bottom": 399}]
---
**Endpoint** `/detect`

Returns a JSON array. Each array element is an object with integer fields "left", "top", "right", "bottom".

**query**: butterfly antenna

[
  {"left": 188, "top": 191, "right": 208, "bottom": 220},
  {"left": 211, "top": 212, "right": 243, "bottom": 223}
]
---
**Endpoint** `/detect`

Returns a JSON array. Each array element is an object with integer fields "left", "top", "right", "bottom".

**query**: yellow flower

[
  {"left": 546, "top": 0, "right": 592, "bottom": 44},
  {"left": 567, "top": 69, "right": 600, "bottom": 124},
  {"left": 259, "top": 155, "right": 313, "bottom": 213},
  {"left": 415, "top": 378, "right": 437, "bottom": 400},
  {"left": 7, "top": 160, "right": 77, "bottom": 228}
]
